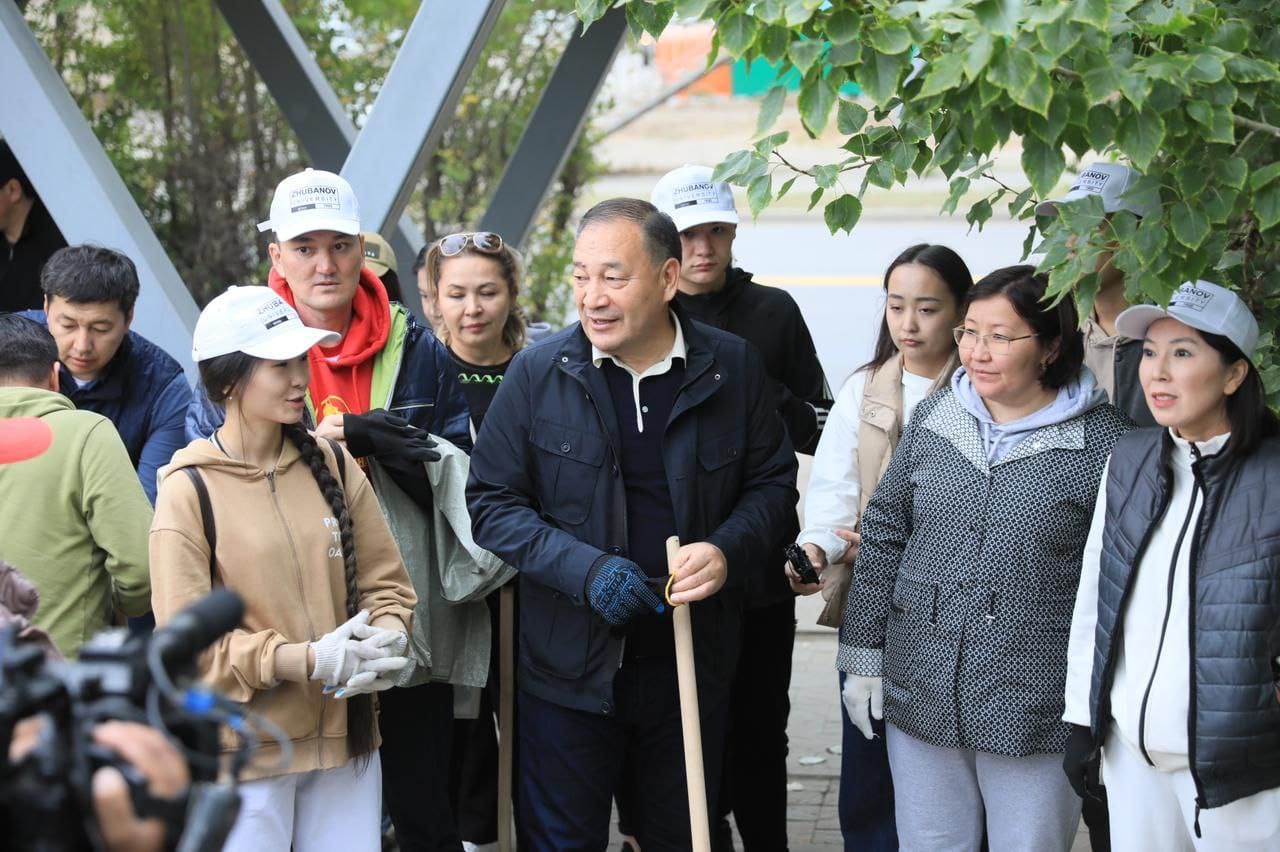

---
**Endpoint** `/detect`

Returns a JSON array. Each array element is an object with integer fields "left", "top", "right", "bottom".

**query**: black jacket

[
  {"left": 1088, "top": 429, "right": 1280, "bottom": 809},
  {"left": 677, "top": 268, "right": 830, "bottom": 606},
  {"left": 0, "top": 198, "right": 65, "bottom": 312},
  {"left": 466, "top": 306, "right": 799, "bottom": 715}
]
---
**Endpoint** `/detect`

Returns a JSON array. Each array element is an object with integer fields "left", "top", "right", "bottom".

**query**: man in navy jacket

[
  {"left": 30, "top": 245, "right": 188, "bottom": 505},
  {"left": 467, "top": 198, "right": 798, "bottom": 850}
]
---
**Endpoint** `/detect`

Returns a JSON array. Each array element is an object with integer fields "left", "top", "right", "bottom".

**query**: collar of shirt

[
  {"left": 591, "top": 310, "right": 686, "bottom": 378},
  {"left": 1081, "top": 310, "right": 1129, "bottom": 346},
  {"left": 591, "top": 311, "right": 686, "bottom": 433}
]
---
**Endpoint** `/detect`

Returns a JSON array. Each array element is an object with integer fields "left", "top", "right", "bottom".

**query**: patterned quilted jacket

[{"left": 838, "top": 384, "right": 1131, "bottom": 756}]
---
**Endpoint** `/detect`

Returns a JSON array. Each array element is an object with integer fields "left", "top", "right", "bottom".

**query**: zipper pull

[
  {"left": 266, "top": 471, "right": 276, "bottom": 493},
  {"left": 1193, "top": 801, "right": 1202, "bottom": 838}
]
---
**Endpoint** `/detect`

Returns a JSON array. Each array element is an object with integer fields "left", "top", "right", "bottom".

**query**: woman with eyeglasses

[
  {"left": 418, "top": 231, "right": 528, "bottom": 852},
  {"left": 838, "top": 265, "right": 1131, "bottom": 851},
  {"left": 790, "top": 243, "right": 972, "bottom": 851},
  {"left": 1062, "top": 281, "right": 1280, "bottom": 851}
]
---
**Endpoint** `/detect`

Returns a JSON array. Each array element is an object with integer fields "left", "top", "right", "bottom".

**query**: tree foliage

[
  {"left": 579, "top": 0, "right": 1280, "bottom": 396},
  {"left": 23, "top": 0, "right": 599, "bottom": 321}
]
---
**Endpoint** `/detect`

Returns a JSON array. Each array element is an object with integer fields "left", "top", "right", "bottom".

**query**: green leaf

[
  {"left": 1021, "top": 135, "right": 1066, "bottom": 198},
  {"left": 718, "top": 11, "right": 758, "bottom": 55},
  {"left": 675, "top": 0, "right": 717, "bottom": 17},
  {"left": 1186, "top": 51, "right": 1227, "bottom": 85},
  {"left": 963, "top": 32, "right": 995, "bottom": 81},
  {"left": 1224, "top": 56, "right": 1280, "bottom": 83},
  {"left": 858, "top": 51, "right": 906, "bottom": 106},
  {"left": 747, "top": 174, "right": 773, "bottom": 218},
  {"left": 1257, "top": 183, "right": 1280, "bottom": 231},
  {"left": 1131, "top": 216, "right": 1169, "bottom": 266},
  {"left": 1215, "top": 157, "right": 1248, "bottom": 191},
  {"left": 575, "top": 0, "right": 610, "bottom": 27},
  {"left": 1209, "top": 19, "right": 1251, "bottom": 54},
  {"left": 1085, "top": 105, "right": 1117, "bottom": 152},
  {"left": 868, "top": 21, "right": 913, "bottom": 55},
  {"left": 789, "top": 39, "right": 824, "bottom": 74},
  {"left": 1250, "top": 162, "right": 1280, "bottom": 191},
  {"left": 814, "top": 164, "right": 840, "bottom": 189},
  {"left": 757, "top": 85, "right": 788, "bottom": 135},
  {"left": 808, "top": 187, "right": 825, "bottom": 211},
  {"left": 713, "top": 149, "right": 755, "bottom": 183},
  {"left": 966, "top": 198, "right": 995, "bottom": 231},
  {"left": 867, "top": 159, "right": 896, "bottom": 189},
  {"left": 625, "top": 2, "right": 674, "bottom": 40},
  {"left": 755, "top": 0, "right": 785, "bottom": 23},
  {"left": 1169, "top": 203, "right": 1210, "bottom": 249},
  {"left": 1185, "top": 100, "right": 1235, "bottom": 145},
  {"left": 941, "top": 176, "right": 971, "bottom": 215},
  {"left": 757, "top": 25, "right": 791, "bottom": 64},
  {"left": 1071, "top": 0, "right": 1110, "bottom": 31},
  {"left": 1082, "top": 60, "right": 1122, "bottom": 104},
  {"left": 1037, "top": 17, "right": 1081, "bottom": 58},
  {"left": 836, "top": 99, "right": 869, "bottom": 135},
  {"left": 988, "top": 47, "right": 1051, "bottom": 116},
  {"left": 824, "top": 9, "right": 861, "bottom": 44},
  {"left": 1116, "top": 107, "right": 1166, "bottom": 171},
  {"left": 799, "top": 76, "right": 838, "bottom": 135},
  {"left": 754, "top": 130, "right": 790, "bottom": 155},
  {"left": 784, "top": 0, "right": 818, "bottom": 27},
  {"left": 975, "top": 0, "right": 1024, "bottom": 37},
  {"left": 918, "top": 52, "right": 965, "bottom": 98},
  {"left": 776, "top": 176, "right": 798, "bottom": 200},
  {"left": 824, "top": 193, "right": 863, "bottom": 234}
]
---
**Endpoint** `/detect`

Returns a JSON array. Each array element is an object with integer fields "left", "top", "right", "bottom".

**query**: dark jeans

[
  {"left": 714, "top": 598, "right": 796, "bottom": 851},
  {"left": 838, "top": 672, "right": 898, "bottom": 852},
  {"left": 379, "top": 681, "right": 462, "bottom": 852},
  {"left": 449, "top": 588, "right": 522, "bottom": 845},
  {"left": 518, "top": 656, "right": 729, "bottom": 852}
]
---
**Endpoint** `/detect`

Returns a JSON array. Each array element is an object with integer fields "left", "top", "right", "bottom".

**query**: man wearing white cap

[
  {"left": 1037, "top": 162, "right": 1159, "bottom": 428},
  {"left": 192, "top": 168, "right": 473, "bottom": 848},
  {"left": 652, "top": 165, "right": 831, "bottom": 852}
]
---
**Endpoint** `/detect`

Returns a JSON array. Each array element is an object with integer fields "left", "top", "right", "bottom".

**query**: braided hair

[{"left": 283, "top": 422, "right": 376, "bottom": 760}]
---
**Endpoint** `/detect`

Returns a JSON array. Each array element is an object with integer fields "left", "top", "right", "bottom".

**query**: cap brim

[
  {"left": 364, "top": 260, "right": 391, "bottom": 277},
  {"left": 1114, "top": 304, "right": 1170, "bottom": 342},
  {"left": 242, "top": 326, "right": 342, "bottom": 360},
  {"left": 671, "top": 208, "right": 740, "bottom": 233},
  {"left": 0, "top": 417, "right": 54, "bottom": 464},
  {"left": 268, "top": 216, "right": 362, "bottom": 242}
]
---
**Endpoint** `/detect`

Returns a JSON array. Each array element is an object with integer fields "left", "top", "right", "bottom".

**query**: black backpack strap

[
  {"left": 181, "top": 467, "right": 218, "bottom": 584},
  {"left": 323, "top": 437, "right": 348, "bottom": 491}
]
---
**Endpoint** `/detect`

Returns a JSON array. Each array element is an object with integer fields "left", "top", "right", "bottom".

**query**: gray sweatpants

[{"left": 886, "top": 723, "right": 1081, "bottom": 852}]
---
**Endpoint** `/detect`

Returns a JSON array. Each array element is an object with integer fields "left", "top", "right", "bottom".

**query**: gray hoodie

[{"left": 951, "top": 366, "right": 1108, "bottom": 463}]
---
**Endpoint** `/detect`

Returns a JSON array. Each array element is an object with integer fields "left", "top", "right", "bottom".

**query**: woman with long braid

[{"left": 150, "top": 286, "right": 417, "bottom": 852}]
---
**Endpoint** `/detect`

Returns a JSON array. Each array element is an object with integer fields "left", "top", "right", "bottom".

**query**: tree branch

[{"left": 1233, "top": 115, "right": 1280, "bottom": 138}]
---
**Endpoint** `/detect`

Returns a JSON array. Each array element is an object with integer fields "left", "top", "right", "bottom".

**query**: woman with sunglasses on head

[
  {"left": 418, "top": 231, "right": 528, "bottom": 852},
  {"left": 1063, "top": 281, "right": 1280, "bottom": 851},
  {"left": 839, "top": 265, "right": 1132, "bottom": 851},
  {"left": 791, "top": 244, "right": 972, "bottom": 851},
  {"left": 150, "top": 286, "right": 416, "bottom": 852}
]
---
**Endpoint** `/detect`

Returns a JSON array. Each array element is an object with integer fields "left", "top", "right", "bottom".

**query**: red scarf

[{"left": 269, "top": 266, "right": 391, "bottom": 419}]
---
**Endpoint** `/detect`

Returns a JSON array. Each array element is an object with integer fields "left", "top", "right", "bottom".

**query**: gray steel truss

[
  {"left": 478, "top": 6, "right": 628, "bottom": 248},
  {"left": 0, "top": 1, "right": 200, "bottom": 376}
]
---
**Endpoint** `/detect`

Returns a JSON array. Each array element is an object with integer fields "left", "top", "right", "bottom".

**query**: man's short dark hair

[
  {"left": 0, "top": 314, "right": 58, "bottom": 386},
  {"left": 577, "top": 198, "right": 681, "bottom": 269},
  {"left": 40, "top": 245, "right": 141, "bottom": 315},
  {"left": 0, "top": 140, "right": 35, "bottom": 198}
]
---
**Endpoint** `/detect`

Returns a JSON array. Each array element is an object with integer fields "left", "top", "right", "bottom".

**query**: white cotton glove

[
  {"left": 842, "top": 675, "right": 884, "bottom": 741},
  {"left": 309, "top": 611, "right": 393, "bottom": 687},
  {"left": 334, "top": 651, "right": 410, "bottom": 698}
]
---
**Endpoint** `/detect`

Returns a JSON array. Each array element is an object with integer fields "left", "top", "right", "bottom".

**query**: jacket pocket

[
  {"left": 697, "top": 429, "right": 746, "bottom": 509},
  {"left": 240, "top": 681, "right": 323, "bottom": 745},
  {"left": 520, "top": 581, "right": 590, "bottom": 680},
  {"left": 883, "top": 576, "right": 932, "bottom": 692},
  {"left": 998, "top": 628, "right": 1071, "bottom": 723},
  {"left": 529, "top": 418, "right": 606, "bottom": 526}
]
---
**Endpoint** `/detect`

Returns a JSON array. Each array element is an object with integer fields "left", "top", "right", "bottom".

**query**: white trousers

[
  {"left": 1102, "top": 731, "right": 1280, "bottom": 852},
  {"left": 222, "top": 752, "right": 383, "bottom": 852}
]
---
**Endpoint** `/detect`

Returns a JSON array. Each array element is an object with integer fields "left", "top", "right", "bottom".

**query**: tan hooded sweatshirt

[{"left": 149, "top": 436, "right": 415, "bottom": 779}]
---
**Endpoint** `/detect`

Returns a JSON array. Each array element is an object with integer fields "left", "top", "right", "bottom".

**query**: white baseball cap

[
  {"left": 651, "top": 164, "right": 740, "bottom": 232},
  {"left": 1035, "top": 162, "right": 1158, "bottom": 219},
  {"left": 1115, "top": 280, "right": 1259, "bottom": 360},
  {"left": 192, "top": 286, "right": 340, "bottom": 362},
  {"left": 257, "top": 168, "right": 360, "bottom": 241}
]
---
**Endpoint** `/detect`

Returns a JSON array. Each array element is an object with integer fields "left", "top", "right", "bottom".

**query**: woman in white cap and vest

[
  {"left": 1063, "top": 280, "right": 1280, "bottom": 851},
  {"left": 150, "top": 286, "right": 417, "bottom": 851}
]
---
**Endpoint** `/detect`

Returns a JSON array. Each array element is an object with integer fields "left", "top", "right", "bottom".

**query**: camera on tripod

[{"left": 0, "top": 589, "right": 282, "bottom": 852}]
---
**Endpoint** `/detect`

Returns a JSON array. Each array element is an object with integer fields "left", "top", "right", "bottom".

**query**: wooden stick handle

[
  {"left": 497, "top": 584, "right": 515, "bottom": 852},
  {"left": 667, "top": 536, "right": 711, "bottom": 852}
]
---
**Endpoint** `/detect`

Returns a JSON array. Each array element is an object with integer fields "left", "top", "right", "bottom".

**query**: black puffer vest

[{"left": 1088, "top": 428, "right": 1280, "bottom": 810}]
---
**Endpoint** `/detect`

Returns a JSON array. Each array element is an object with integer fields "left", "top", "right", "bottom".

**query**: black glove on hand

[
  {"left": 1062, "top": 723, "right": 1099, "bottom": 799},
  {"left": 344, "top": 410, "right": 440, "bottom": 466},
  {"left": 585, "top": 556, "right": 665, "bottom": 627}
]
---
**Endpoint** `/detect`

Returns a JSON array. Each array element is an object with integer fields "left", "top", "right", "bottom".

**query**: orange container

[{"left": 654, "top": 22, "right": 732, "bottom": 97}]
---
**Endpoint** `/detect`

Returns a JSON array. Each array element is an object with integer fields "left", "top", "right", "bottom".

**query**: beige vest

[{"left": 817, "top": 353, "right": 956, "bottom": 627}]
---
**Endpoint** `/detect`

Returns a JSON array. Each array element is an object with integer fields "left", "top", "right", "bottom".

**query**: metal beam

[
  {"left": 214, "top": 0, "right": 429, "bottom": 317},
  {"left": 342, "top": 0, "right": 507, "bottom": 237},
  {"left": 478, "top": 7, "right": 627, "bottom": 249},
  {"left": 0, "top": 2, "right": 199, "bottom": 378}
]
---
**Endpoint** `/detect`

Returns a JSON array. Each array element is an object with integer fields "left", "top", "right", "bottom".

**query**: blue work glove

[{"left": 585, "top": 556, "right": 666, "bottom": 627}]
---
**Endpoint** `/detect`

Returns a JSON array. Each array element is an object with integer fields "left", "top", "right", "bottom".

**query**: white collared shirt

[{"left": 591, "top": 312, "right": 686, "bottom": 433}]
